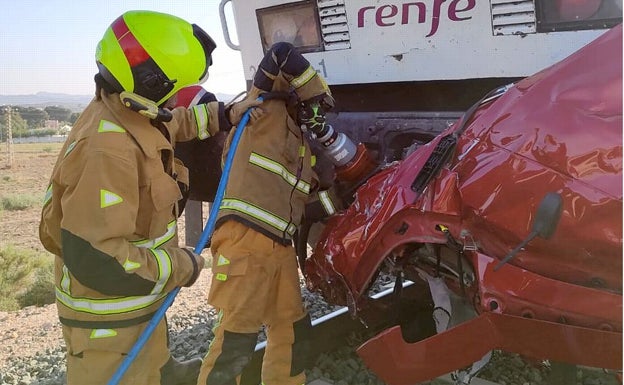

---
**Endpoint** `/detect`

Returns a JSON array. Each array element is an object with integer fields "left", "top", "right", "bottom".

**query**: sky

[{"left": 0, "top": 0, "right": 246, "bottom": 96}]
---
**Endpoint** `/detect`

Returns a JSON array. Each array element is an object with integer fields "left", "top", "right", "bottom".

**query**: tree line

[{"left": 0, "top": 105, "right": 80, "bottom": 140}]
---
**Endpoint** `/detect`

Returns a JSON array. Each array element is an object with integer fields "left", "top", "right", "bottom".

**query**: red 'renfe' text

[{"left": 357, "top": 0, "right": 476, "bottom": 37}]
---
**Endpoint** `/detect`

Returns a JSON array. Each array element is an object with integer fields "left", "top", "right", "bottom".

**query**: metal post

[{"left": 184, "top": 200, "right": 203, "bottom": 248}]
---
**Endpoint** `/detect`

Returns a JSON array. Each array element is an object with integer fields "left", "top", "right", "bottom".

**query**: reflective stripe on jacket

[{"left": 39, "top": 90, "right": 222, "bottom": 327}]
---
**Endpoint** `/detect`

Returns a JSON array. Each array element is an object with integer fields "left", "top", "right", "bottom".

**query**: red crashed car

[{"left": 305, "top": 24, "right": 622, "bottom": 385}]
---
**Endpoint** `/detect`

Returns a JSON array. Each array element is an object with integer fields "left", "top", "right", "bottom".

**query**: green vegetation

[
  {"left": 0, "top": 244, "right": 55, "bottom": 311},
  {"left": 0, "top": 105, "right": 74, "bottom": 136},
  {"left": 2, "top": 142, "right": 63, "bottom": 153},
  {"left": 1, "top": 193, "right": 40, "bottom": 211},
  {"left": 44, "top": 106, "right": 72, "bottom": 122},
  {"left": 17, "top": 263, "right": 56, "bottom": 308}
]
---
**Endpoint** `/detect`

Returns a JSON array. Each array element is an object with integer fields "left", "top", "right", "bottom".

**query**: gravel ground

[{"left": 0, "top": 268, "right": 620, "bottom": 385}]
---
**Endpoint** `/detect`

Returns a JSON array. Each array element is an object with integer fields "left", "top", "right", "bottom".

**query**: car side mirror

[{"left": 494, "top": 192, "right": 563, "bottom": 271}]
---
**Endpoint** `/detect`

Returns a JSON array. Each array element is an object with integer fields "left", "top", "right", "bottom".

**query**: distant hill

[
  {"left": 0, "top": 91, "right": 238, "bottom": 113},
  {"left": 0, "top": 92, "right": 93, "bottom": 112}
]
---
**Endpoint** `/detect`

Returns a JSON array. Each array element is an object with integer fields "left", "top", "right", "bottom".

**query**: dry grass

[
  {"left": 0, "top": 142, "right": 61, "bottom": 310},
  {"left": 0, "top": 142, "right": 62, "bottom": 254}
]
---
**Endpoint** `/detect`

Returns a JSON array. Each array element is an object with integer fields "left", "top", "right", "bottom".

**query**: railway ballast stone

[{"left": 0, "top": 270, "right": 620, "bottom": 385}]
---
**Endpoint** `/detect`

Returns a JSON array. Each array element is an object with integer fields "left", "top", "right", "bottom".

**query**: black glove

[
  {"left": 304, "top": 200, "right": 327, "bottom": 222},
  {"left": 226, "top": 97, "right": 264, "bottom": 126},
  {"left": 182, "top": 249, "right": 205, "bottom": 287},
  {"left": 297, "top": 101, "right": 327, "bottom": 133}
]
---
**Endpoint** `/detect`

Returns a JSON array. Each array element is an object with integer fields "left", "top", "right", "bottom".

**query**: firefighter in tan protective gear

[
  {"left": 197, "top": 42, "right": 343, "bottom": 385},
  {"left": 38, "top": 11, "right": 259, "bottom": 385}
]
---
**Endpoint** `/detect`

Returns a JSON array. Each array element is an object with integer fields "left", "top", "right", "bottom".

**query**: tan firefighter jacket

[
  {"left": 39, "top": 90, "right": 225, "bottom": 328},
  {"left": 216, "top": 43, "right": 342, "bottom": 245}
]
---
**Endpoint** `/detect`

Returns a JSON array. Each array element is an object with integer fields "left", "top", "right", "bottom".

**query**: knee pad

[
  {"left": 206, "top": 330, "right": 257, "bottom": 385},
  {"left": 160, "top": 356, "right": 202, "bottom": 385}
]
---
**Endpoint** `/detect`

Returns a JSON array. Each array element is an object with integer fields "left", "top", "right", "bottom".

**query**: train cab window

[
  {"left": 536, "top": 0, "right": 622, "bottom": 31},
  {"left": 257, "top": 1, "right": 323, "bottom": 53}
]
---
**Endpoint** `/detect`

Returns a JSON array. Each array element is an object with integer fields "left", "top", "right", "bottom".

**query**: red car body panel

[
  {"left": 359, "top": 310, "right": 621, "bottom": 385},
  {"left": 357, "top": 252, "right": 621, "bottom": 384},
  {"left": 306, "top": 23, "right": 622, "bottom": 383}
]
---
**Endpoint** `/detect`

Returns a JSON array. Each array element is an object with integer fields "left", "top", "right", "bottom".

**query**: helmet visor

[{"left": 193, "top": 24, "right": 216, "bottom": 83}]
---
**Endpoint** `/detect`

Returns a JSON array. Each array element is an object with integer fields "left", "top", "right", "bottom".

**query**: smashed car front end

[{"left": 305, "top": 24, "right": 623, "bottom": 385}]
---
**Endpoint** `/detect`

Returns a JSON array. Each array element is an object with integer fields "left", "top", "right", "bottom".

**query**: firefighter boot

[{"left": 160, "top": 356, "right": 203, "bottom": 385}]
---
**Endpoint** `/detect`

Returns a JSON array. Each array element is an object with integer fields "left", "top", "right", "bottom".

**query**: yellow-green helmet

[{"left": 95, "top": 10, "right": 215, "bottom": 106}]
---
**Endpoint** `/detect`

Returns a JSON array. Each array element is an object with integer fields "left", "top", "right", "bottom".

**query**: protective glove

[
  {"left": 227, "top": 97, "right": 264, "bottom": 126},
  {"left": 297, "top": 100, "right": 327, "bottom": 133},
  {"left": 183, "top": 249, "right": 205, "bottom": 287}
]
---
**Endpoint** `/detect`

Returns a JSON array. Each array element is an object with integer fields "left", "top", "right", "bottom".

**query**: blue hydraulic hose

[{"left": 108, "top": 100, "right": 260, "bottom": 385}]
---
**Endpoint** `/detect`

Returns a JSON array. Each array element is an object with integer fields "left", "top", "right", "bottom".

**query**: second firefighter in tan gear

[{"left": 197, "top": 42, "right": 342, "bottom": 385}]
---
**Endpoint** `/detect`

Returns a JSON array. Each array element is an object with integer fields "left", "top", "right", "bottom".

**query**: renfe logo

[{"left": 357, "top": 0, "right": 476, "bottom": 37}]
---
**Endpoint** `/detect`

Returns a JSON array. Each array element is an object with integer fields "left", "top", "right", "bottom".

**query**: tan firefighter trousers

[
  {"left": 63, "top": 318, "right": 169, "bottom": 385},
  {"left": 198, "top": 220, "right": 311, "bottom": 385}
]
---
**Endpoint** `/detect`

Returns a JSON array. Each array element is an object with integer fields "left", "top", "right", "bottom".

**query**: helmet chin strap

[{"left": 119, "top": 91, "right": 173, "bottom": 122}]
